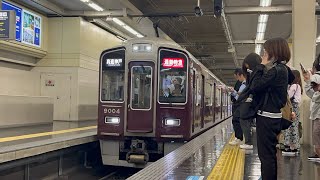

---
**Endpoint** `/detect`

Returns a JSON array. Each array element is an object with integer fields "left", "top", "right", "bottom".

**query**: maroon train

[{"left": 98, "top": 38, "right": 231, "bottom": 167}]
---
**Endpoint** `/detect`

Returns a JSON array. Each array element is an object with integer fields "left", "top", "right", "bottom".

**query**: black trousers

[
  {"left": 256, "top": 115, "right": 282, "bottom": 180},
  {"left": 240, "top": 119, "right": 252, "bottom": 145},
  {"left": 232, "top": 106, "right": 243, "bottom": 141}
]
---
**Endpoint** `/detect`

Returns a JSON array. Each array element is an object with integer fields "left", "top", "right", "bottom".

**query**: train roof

[{"left": 111, "top": 38, "right": 226, "bottom": 86}]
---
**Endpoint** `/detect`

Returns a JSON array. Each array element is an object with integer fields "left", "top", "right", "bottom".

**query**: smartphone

[{"left": 300, "top": 63, "right": 307, "bottom": 73}]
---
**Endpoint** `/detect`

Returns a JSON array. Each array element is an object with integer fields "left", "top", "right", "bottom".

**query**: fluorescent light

[
  {"left": 80, "top": 0, "right": 89, "bottom": 2},
  {"left": 257, "top": 23, "right": 267, "bottom": 33},
  {"left": 112, "top": 18, "right": 144, "bottom": 38},
  {"left": 260, "top": 0, "right": 271, "bottom": 7},
  {"left": 256, "top": 32, "right": 265, "bottom": 41},
  {"left": 136, "top": 34, "right": 144, "bottom": 38},
  {"left": 258, "top": 14, "right": 269, "bottom": 23},
  {"left": 255, "top": 44, "right": 262, "bottom": 55},
  {"left": 88, "top": 2, "right": 104, "bottom": 11},
  {"left": 112, "top": 18, "right": 126, "bottom": 26}
]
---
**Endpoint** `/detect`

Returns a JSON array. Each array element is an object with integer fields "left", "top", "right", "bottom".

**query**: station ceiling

[{"left": 10, "top": 0, "right": 320, "bottom": 85}]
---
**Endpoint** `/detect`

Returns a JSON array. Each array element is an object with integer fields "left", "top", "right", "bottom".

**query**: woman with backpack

[
  {"left": 282, "top": 70, "right": 302, "bottom": 156},
  {"left": 249, "top": 38, "right": 295, "bottom": 180}
]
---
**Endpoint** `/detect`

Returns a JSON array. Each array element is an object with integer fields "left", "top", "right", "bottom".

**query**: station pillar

[{"left": 292, "top": 0, "right": 317, "bottom": 145}]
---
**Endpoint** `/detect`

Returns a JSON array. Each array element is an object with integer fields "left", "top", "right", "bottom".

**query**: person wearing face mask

[{"left": 249, "top": 38, "right": 294, "bottom": 180}]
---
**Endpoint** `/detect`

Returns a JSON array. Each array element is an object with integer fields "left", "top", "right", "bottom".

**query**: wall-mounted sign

[
  {"left": 22, "top": 10, "right": 41, "bottom": 47},
  {"left": 2, "top": 1, "right": 22, "bottom": 41},
  {"left": 45, "top": 80, "right": 55, "bottom": 87},
  {"left": 1, "top": 1, "right": 41, "bottom": 47},
  {"left": 162, "top": 58, "right": 184, "bottom": 68},
  {"left": 106, "top": 59, "right": 123, "bottom": 67},
  {"left": 0, "top": 10, "right": 16, "bottom": 40}
]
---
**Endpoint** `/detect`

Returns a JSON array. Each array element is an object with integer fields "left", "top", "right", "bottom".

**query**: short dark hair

[
  {"left": 263, "top": 37, "right": 291, "bottom": 63},
  {"left": 234, "top": 68, "right": 243, "bottom": 75}
]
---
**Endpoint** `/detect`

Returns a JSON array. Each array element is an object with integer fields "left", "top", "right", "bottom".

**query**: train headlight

[
  {"left": 105, "top": 117, "right": 120, "bottom": 124},
  {"left": 165, "top": 118, "right": 180, "bottom": 126},
  {"left": 132, "top": 43, "right": 152, "bottom": 52}
]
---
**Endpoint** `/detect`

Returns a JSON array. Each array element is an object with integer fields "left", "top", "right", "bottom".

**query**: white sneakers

[
  {"left": 240, "top": 144, "right": 254, "bottom": 150},
  {"left": 229, "top": 138, "right": 242, "bottom": 145},
  {"left": 229, "top": 138, "right": 253, "bottom": 150}
]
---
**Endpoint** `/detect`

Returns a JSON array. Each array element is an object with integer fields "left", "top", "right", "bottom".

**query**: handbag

[{"left": 239, "top": 94, "right": 258, "bottom": 120}]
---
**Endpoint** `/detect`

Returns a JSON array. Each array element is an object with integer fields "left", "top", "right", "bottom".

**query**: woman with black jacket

[
  {"left": 235, "top": 53, "right": 262, "bottom": 150},
  {"left": 249, "top": 38, "right": 295, "bottom": 180}
]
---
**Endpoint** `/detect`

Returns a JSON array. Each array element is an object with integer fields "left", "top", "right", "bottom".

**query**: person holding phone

[{"left": 303, "top": 54, "right": 320, "bottom": 162}]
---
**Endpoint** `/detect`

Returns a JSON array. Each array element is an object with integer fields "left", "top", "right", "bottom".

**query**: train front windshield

[
  {"left": 100, "top": 48, "right": 125, "bottom": 102},
  {"left": 158, "top": 49, "right": 188, "bottom": 104}
]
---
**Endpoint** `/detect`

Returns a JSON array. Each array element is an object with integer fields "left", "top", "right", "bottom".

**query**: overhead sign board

[{"left": 0, "top": 10, "right": 16, "bottom": 40}]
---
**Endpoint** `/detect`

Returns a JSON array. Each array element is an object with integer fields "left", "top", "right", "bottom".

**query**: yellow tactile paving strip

[
  {"left": 207, "top": 134, "right": 245, "bottom": 180},
  {"left": 0, "top": 126, "right": 97, "bottom": 143}
]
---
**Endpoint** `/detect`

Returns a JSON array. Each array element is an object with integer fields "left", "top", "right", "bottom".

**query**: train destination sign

[
  {"left": 105, "top": 58, "right": 123, "bottom": 67},
  {"left": 0, "top": 10, "right": 16, "bottom": 40},
  {"left": 162, "top": 58, "right": 184, "bottom": 68}
]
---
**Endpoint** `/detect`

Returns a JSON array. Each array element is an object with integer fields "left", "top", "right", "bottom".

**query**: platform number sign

[{"left": 104, "top": 108, "right": 120, "bottom": 114}]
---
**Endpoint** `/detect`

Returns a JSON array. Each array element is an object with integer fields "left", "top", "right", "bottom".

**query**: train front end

[{"left": 98, "top": 39, "right": 190, "bottom": 167}]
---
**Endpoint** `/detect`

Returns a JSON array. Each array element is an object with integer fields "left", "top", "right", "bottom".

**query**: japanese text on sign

[
  {"left": 106, "top": 59, "right": 123, "bottom": 67},
  {"left": 162, "top": 58, "right": 184, "bottom": 68}
]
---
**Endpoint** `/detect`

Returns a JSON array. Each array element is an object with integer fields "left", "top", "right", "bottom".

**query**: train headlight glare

[
  {"left": 165, "top": 119, "right": 180, "bottom": 126},
  {"left": 132, "top": 43, "right": 152, "bottom": 52},
  {"left": 105, "top": 117, "right": 120, "bottom": 124}
]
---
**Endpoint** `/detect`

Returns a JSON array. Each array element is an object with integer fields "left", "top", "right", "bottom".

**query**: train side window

[{"left": 100, "top": 48, "right": 125, "bottom": 102}]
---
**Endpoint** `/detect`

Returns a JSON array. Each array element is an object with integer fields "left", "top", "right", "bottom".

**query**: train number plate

[{"left": 104, "top": 108, "right": 120, "bottom": 114}]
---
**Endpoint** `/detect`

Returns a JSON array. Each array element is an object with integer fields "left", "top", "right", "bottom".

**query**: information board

[
  {"left": 0, "top": 10, "right": 16, "bottom": 40},
  {"left": 2, "top": 1, "right": 22, "bottom": 42},
  {"left": 1, "top": 1, "right": 41, "bottom": 47}
]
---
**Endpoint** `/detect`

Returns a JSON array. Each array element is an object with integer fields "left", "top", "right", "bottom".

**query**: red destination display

[{"left": 162, "top": 58, "right": 184, "bottom": 68}]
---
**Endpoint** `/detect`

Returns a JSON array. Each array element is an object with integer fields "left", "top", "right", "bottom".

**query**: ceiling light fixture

[
  {"left": 255, "top": 0, "right": 272, "bottom": 54},
  {"left": 80, "top": 0, "right": 90, "bottom": 2},
  {"left": 112, "top": 18, "right": 144, "bottom": 38},
  {"left": 255, "top": 44, "right": 262, "bottom": 55},
  {"left": 88, "top": 2, "right": 104, "bottom": 11}
]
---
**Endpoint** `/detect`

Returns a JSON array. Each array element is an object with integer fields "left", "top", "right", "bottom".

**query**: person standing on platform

[
  {"left": 282, "top": 70, "right": 302, "bottom": 156},
  {"left": 229, "top": 69, "right": 246, "bottom": 145},
  {"left": 249, "top": 38, "right": 294, "bottom": 180},
  {"left": 236, "top": 53, "right": 262, "bottom": 150},
  {"left": 303, "top": 54, "right": 320, "bottom": 162}
]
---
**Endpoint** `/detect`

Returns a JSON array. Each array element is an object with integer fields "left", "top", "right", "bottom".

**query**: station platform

[
  {"left": 127, "top": 118, "right": 320, "bottom": 180},
  {"left": 0, "top": 121, "right": 97, "bottom": 164}
]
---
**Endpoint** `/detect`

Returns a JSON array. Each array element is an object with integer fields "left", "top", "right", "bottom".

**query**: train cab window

[
  {"left": 100, "top": 48, "right": 125, "bottom": 102},
  {"left": 131, "top": 66, "right": 152, "bottom": 109},
  {"left": 158, "top": 49, "right": 188, "bottom": 104}
]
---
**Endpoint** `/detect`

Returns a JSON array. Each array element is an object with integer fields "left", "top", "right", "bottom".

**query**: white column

[{"left": 292, "top": 0, "right": 317, "bottom": 145}]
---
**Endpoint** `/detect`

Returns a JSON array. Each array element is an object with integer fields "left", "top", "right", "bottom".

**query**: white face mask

[{"left": 247, "top": 69, "right": 253, "bottom": 74}]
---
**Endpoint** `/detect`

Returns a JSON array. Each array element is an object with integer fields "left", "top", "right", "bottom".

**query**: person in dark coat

[{"left": 249, "top": 38, "right": 294, "bottom": 180}]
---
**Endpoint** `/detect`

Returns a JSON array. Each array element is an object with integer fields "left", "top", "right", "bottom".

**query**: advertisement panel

[
  {"left": 1, "top": 1, "right": 41, "bottom": 47},
  {"left": 22, "top": 10, "right": 41, "bottom": 47},
  {"left": 2, "top": 1, "right": 22, "bottom": 41}
]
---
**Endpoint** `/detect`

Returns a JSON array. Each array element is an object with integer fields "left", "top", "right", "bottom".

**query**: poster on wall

[
  {"left": 2, "top": 1, "right": 22, "bottom": 42},
  {"left": 22, "top": 10, "right": 41, "bottom": 47}
]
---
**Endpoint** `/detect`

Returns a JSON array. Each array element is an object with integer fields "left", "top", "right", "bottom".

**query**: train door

[
  {"left": 127, "top": 61, "right": 154, "bottom": 132},
  {"left": 201, "top": 75, "right": 205, "bottom": 128},
  {"left": 213, "top": 83, "right": 216, "bottom": 123}
]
